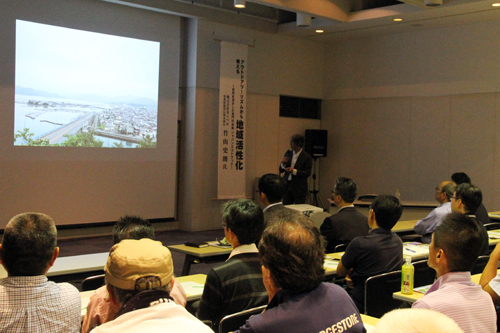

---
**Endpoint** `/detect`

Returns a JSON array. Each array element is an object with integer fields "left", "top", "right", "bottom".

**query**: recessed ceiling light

[
  {"left": 234, "top": 0, "right": 245, "bottom": 8},
  {"left": 315, "top": 30, "right": 324, "bottom": 33},
  {"left": 394, "top": 18, "right": 403, "bottom": 22}
]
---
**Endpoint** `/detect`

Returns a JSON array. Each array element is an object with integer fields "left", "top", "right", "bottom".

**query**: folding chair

[
  {"left": 412, "top": 259, "right": 436, "bottom": 287},
  {"left": 218, "top": 305, "right": 267, "bottom": 333},
  {"left": 82, "top": 274, "right": 105, "bottom": 291},
  {"left": 471, "top": 255, "right": 490, "bottom": 275},
  {"left": 364, "top": 270, "right": 404, "bottom": 318}
]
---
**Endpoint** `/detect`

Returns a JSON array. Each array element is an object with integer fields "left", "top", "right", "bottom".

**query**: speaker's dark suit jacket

[
  {"left": 320, "top": 206, "right": 369, "bottom": 253},
  {"left": 279, "top": 150, "right": 312, "bottom": 204}
]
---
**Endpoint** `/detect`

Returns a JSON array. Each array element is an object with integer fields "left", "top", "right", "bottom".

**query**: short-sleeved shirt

[
  {"left": 341, "top": 228, "right": 404, "bottom": 311},
  {"left": 0, "top": 275, "right": 81, "bottom": 333},
  {"left": 413, "top": 272, "right": 496, "bottom": 333},
  {"left": 236, "top": 283, "right": 366, "bottom": 333}
]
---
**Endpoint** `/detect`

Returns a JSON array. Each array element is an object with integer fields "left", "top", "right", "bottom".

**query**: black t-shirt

[{"left": 341, "top": 227, "right": 404, "bottom": 311}]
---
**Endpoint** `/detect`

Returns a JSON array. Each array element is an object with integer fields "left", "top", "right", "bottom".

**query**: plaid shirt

[{"left": 0, "top": 275, "right": 81, "bottom": 332}]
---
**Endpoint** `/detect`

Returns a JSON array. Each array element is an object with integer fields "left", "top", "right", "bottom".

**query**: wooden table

[
  {"left": 361, "top": 314, "right": 379, "bottom": 329},
  {"left": 393, "top": 220, "right": 418, "bottom": 236},
  {"left": 177, "top": 274, "right": 207, "bottom": 301},
  {"left": 168, "top": 244, "right": 232, "bottom": 276}
]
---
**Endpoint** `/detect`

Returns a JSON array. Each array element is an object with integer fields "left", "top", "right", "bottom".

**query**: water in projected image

[{"left": 14, "top": 20, "right": 160, "bottom": 148}]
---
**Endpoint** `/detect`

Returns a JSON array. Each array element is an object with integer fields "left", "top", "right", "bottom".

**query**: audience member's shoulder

[{"left": 56, "top": 281, "right": 80, "bottom": 297}]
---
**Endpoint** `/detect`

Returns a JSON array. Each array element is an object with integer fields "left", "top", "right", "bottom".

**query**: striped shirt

[
  {"left": 412, "top": 272, "right": 496, "bottom": 333},
  {"left": 0, "top": 275, "right": 81, "bottom": 333},
  {"left": 196, "top": 249, "right": 268, "bottom": 326}
]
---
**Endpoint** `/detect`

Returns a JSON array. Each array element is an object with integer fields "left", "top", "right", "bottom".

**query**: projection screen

[{"left": 0, "top": 0, "right": 180, "bottom": 228}]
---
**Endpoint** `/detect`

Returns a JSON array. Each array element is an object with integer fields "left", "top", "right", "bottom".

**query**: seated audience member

[
  {"left": 413, "top": 181, "right": 455, "bottom": 244},
  {"left": 412, "top": 212, "right": 496, "bottom": 333},
  {"left": 236, "top": 211, "right": 365, "bottom": 333},
  {"left": 90, "top": 239, "right": 212, "bottom": 332},
  {"left": 0, "top": 213, "right": 81, "bottom": 332},
  {"left": 452, "top": 172, "right": 490, "bottom": 224},
  {"left": 82, "top": 215, "right": 187, "bottom": 333},
  {"left": 258, "top": 173, "right": 287, "bottom": 223},
  {"left": 320, "top": 177, "right": 369, "bottom": 253},
  {"left": 373, "top": 309, "right": 463, "bottom": 333},
  {"left": 450, "top": 183, "right": 489, "bottom": 254},
  {"left": 480, "top": 240, "right": 500, "bottom": 305},
  {"left": 337, "top": 194, "right": 404, "bottom": 312},
  {"left": 197, "top": 199, "right": 267, "bottom": 327}
]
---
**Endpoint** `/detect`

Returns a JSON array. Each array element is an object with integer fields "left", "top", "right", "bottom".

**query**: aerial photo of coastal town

[
  {"left": 14, "top": 94, "right": 157, "bottom": 148},
  {"left": 14, "top": 20, "right": 160, "bottom": 148}
]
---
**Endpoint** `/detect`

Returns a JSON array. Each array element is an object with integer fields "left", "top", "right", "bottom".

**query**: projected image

[{"left": 14, "top": 20, "right": 160, "bottom": 148}]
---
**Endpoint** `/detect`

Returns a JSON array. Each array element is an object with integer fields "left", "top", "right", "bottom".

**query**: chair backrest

[
  {"left": 484, "top": 222, "right": 500, "bottom": 231},
  {"left": 334, "top": 243, "right": 347, "bottom": 253},
  {"left": 412, "top": 259, "right": 436, "bottom": 287},
  {"left": 471, "top": 255, "right": 490, "bottom": 275},
  {"left": 309, "top": 211, "right": 331, "bottom": 229},
  {"left": 365, "top": 270, "right": 403, "bottom": 318},
  {"left": 218, "top": 305, "right": 267, "bottom": 333},
  {"left": 82, "top": 274, "right": 105, "bottom": 291}
]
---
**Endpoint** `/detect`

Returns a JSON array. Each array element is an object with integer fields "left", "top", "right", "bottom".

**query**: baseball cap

[{"left": 104, "top": 238, "right": 174, "bottom": 290}]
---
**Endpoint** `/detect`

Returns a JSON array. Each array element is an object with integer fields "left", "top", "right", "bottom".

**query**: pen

[{"left": 405, "top": 247, "right": 416, "bottom": 253}]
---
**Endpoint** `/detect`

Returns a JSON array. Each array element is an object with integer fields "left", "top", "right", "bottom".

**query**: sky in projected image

[{"left": 14, "top": 20, "right": 160, "bottom": 148}]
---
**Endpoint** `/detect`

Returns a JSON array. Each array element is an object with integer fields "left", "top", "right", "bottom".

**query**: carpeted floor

[{"left": 57, "top": 228, "right": 225, "bottom": 290}]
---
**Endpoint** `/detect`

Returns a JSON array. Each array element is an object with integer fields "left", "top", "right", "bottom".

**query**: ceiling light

[
  {"left": 393, "top": 18, "right": 403, "bottom": 22},
  {"left": 234, "top": 0, "right": 245, "bottom": 9},
  {"left": 297, "top": 13, "right": 311, "bottom": 27},
  {"left": 493, "top": 3, "right": 500, "bottom": 6},
  {"left": 315, "top": 30, "right": 324, "bottom": 33}
]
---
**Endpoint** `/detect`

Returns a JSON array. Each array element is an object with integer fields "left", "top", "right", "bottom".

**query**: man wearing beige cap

[{"left": 90, "top": 238, "right": 213, "bottom": 332}]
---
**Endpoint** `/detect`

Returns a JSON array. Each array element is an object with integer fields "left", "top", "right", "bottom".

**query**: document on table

[
  {"left": 324, "top": 260, "right": 339, "bottom": 270},
  {"left": 180, "top": 281, "right": 205, "bottom": 297},
  {"left": 488, "top": 231, "right": 500, "bottom": 239},
  {"left": 403, "top": 242, "right": 429, "bottom": 256},
  {"left": 414, "top": 285, "right": 431, "bottom": 294},
  {"left": 207, "top": 241, "right": 232, "bottom": 249}
]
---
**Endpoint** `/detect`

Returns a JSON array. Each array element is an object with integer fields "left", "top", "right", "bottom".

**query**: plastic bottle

[{"left": 401, "top": 256, "right": 414, "bottom": 295}]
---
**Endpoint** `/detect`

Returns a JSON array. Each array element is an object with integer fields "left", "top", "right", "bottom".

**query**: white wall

[
  {"left": 320, "top": 20, "right": 500, "bottom": 210},
  {"left": 178, "top": 19, "right": 323, "bottom": 230}
]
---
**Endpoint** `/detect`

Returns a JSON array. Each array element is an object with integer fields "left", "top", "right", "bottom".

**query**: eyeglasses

[
  {"left": 450, "top": 196, "right": 458, "bottom": 200},
  {"left": 221, "top": 222, "right": 226, "bottom": 228},
  {"left": 435, "top": 187, "right": 442, "bottom": 192}
]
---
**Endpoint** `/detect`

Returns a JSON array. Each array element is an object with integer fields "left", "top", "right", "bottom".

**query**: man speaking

[{"left": 279, "top": 134, "right": 313, "bottom": 205}]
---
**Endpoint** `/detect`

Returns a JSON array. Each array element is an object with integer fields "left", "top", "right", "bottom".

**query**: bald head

[
  {"left": 1, "top": 213, "right": 58, "bottom": 276},
  {"left": 435, "top": 181, "right": 456, "bottom": 204}
]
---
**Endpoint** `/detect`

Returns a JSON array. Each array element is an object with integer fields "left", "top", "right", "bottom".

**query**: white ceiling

[{"left": 105, "top": 0, "right": 500, "bottom": 43}]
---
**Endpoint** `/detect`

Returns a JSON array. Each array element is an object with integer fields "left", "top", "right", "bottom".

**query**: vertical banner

[{"left": 218, "top": 41, "right": 247, "bottom": 199}]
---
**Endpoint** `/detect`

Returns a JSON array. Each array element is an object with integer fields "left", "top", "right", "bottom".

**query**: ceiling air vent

[{"left": 279, "top": 95, "right": 321, "bottom": 119}]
